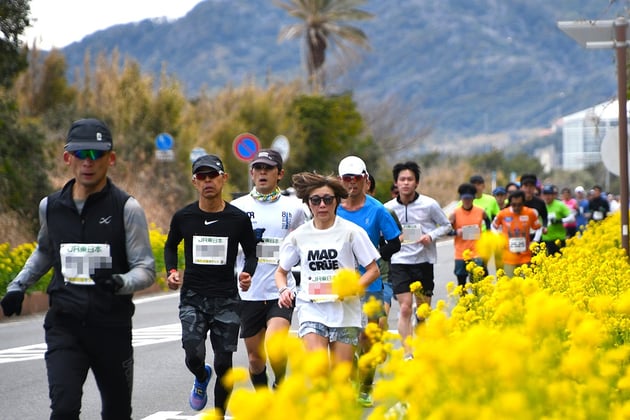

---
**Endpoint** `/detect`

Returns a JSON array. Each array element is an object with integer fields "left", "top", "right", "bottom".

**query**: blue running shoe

[{"left": 189, "top": 364, "right": 212, "bottom": 411}]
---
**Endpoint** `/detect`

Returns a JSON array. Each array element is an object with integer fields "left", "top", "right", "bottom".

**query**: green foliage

[
  {"left": 179, "top": 82, "right": 304, "bottom": 193},
  {"left": 506, "top": 152, "right": 545, "bottom": 178},
  {"left": 288, "top": 93, "right": 372, "bottom": 175},
  {"left": 0, "top": 98, "right": 51, "bottom": 233},
  {"left": 469, "top": 148, "right": 544, "bottom": 185},
  {"left": 0, "top": 0, "right": 29, "bottom": 89},
  {"left": 0, "top": 242, "right": 52, "bottom": 295},
  {"left": 32, "top": 51, "right": 77, "bottom": 115}
]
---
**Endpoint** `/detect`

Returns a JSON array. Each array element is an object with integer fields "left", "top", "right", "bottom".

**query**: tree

[
  {"left": 28, "top": 50, "right": 77, "bottom": 117},
  {"left": 288, "top": 93, "right": 373, "bottom": 174},
  {"left": 0, "top": 0, "right": 48, "bottom": 235},
  {"left": 0, "top": 98, "right": 51, "bottom": 234},
  {"left": 275, "top": 0, "right": 373, "bottom": 91},
  {"left": 0, "top": 0, "right": 30, "bottom": 89}
]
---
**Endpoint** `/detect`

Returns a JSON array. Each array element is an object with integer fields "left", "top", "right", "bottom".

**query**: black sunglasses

[
  {"left": 252, "top": 163, "right": 275, "bottom": 171},
  {"left": 194, "top": 171, "right": 223, "bottom": 181},
  {"left": 309, "top": 195, "right": 335, "bottom": 206}
]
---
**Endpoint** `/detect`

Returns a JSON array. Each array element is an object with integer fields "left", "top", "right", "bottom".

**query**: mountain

[{"left": 58, "top": 0, "right": 624, "bottom": 137}]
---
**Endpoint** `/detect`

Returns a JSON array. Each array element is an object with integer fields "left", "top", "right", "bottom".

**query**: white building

[{"left": 561, "top": 99, "right": 627, "bottom": 170}]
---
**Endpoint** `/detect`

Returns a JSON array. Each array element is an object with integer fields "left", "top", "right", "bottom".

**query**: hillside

[{"left": 57, "top": 0, "right": 623, "bottom": 137}]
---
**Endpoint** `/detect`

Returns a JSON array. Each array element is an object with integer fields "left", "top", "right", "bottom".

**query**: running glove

[
  {"left": 1, "top": 290, "right": 25, "bottom": 316},
  {"left": 94, "top": 274, "right": 124, "bottom": 294}
]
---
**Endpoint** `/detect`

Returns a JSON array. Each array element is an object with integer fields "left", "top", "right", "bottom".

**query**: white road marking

[{"left": 0, "top": 323, "right": 183, "bottom": 364}]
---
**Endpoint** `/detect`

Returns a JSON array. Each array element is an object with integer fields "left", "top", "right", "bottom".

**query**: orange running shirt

[
  {"left": 451, "top": 205, "right": 486, "bottom": 259},
  {"left": 493, "top": 206, "right": 542, "bottom": 265}
]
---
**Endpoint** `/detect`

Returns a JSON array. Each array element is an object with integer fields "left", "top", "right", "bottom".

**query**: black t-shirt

[
  {"left": 524, "top": 195, "right": 548, "bottom": 227},
  {"left": 164, "top": 201, "right": 257, "bottom": 297}
]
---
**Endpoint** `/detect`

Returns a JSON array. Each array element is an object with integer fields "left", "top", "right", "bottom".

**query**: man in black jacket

[
  {"left": 588, "top": 185, "right": 610, "bottom": 222},
  {"left": 1, "top": 118, "right": 156, "bottom": 420}
]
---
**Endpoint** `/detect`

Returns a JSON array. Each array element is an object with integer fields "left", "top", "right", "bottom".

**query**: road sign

[
  {"left": 271, "top": 135, "right": 290, "bottom": 162},
  {"left": 155, "top": 133, "right": 174, "bottom": 151},
  {"left": 155, "top": 150, "right": 174, "bottom": 162},
  {"left": 232, "top": 133, "right": 260, "bottom": 162},
  {"left": 601, "top": 129, "right": 630, "bottom": 182},
  {"left": 189, "top": 147, "right": 207, "bottom": 163}
]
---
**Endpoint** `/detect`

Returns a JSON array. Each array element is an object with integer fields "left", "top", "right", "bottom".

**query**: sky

[{"left": 22, "top": 0, "right": 204, "bottom": 50}]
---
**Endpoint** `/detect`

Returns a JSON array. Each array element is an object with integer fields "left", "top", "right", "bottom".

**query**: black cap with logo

[
  {"left": 192, "top": 154, "right": 225, "bottom": 174},
  {"left": 251, "top": 149, "right": 283, "bottom": 170},
  {"left": 65, "top": 118, "right": 113, "bottom": 151}
]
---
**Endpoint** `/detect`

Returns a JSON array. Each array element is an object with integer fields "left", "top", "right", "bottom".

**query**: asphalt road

[{"left": 0, "top": 240, "right": 459, "bottom": 419}]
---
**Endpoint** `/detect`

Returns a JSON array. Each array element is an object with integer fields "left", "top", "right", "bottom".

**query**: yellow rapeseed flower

[
  {"left": 364, "top": 322, "right": 383, "bottom": 344},
  {"left": 331, "top": 267, "right": 362, "bottom": 298},
  {"left": 362, "top": 295, "right": 383, "bottom": 319},
  {"left": 221, "top": 366, "right": 249, "bottom": 388},
  {"left": 409, "top": 281, "right": 423, "bottom": 296},
  {"left": 476, "top": 231, "right": 506, "bottom": 262}
]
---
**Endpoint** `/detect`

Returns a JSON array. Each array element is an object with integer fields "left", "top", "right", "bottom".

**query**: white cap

[
  {"left": 338, "top": 156, "right": 367, "bottom": 175},
  {"left": 575, "top": 185, "right": 585, "bottom": 194}
]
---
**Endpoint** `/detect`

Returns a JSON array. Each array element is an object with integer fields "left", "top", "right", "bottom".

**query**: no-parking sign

[{"left": 232, "top": 133, "right": 260, "bottom": 162}]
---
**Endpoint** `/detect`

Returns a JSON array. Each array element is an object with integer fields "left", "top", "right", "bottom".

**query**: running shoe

[
  {"left": 357, "top": 391, "right": 374, "bottom": 408},
  {"left": 189, "top": 364, "right": 212, "bottom": 411}
]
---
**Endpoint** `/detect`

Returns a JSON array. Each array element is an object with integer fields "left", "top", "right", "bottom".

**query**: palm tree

[{"left": 274, "top": 0, "right": 373, "bottom": 92}]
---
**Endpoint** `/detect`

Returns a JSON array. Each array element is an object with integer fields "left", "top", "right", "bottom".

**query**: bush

[{"left": 0, "top": 242, "right": 52, "bottom": 294}]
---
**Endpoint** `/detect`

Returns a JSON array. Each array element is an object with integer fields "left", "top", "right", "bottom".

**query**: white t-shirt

[
  {"left": 384, "top": 194, "right": 451, "bottom": 264},
  {"left": 278, "top": 217, "right": 380, "bottom": 328},
  {"left": 232, "top": 193, "right": 307, "bottom": 300}
]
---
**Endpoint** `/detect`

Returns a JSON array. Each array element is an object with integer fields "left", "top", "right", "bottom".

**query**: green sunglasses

[{"left": 71, "top": 150, "right": 107, "bottom": 160}]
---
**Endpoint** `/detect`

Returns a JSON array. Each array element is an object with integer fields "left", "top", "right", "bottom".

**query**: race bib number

[
  {"left": 193, "top": 235, "right": 228, "bottom": 265},
  {"left": 402, "top": 224, "right": 422, "bottom": 244},
  {"left": 60, "top": 243, "right": 111, "bottom": 285},
  {"left": 461, "top": 224, "right": 480, "bottom": 240},
  {"left": 508, "top": 237, "right": 527, "bottom": 253},
  {"left": 306, "top": 272, "right": 335, "bottom": 301},
  {"left": 256, "top": 237, "right": 282, "bottom": 264}
]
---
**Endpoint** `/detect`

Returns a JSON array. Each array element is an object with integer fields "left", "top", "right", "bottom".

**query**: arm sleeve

[
  {"left": 379, "top": 207, "right": 402, "bottom": 260},
  {"left": 117, "top": 197, "right": 156, "bottom": 295},
  {"left": 483, "top": 213, "right": 492, "bottom": 231},
  {"left": 240, "top": 216, "right": 258, "bottom": 276},
  {"left": 379, "top": 236, "right": 401, "bottom": 261},
  {"left": 163, "top": 214, "right": 182, "bottom": 274},
  {"left": 8, "top": 198, "right": 55, "bottom": 293}
]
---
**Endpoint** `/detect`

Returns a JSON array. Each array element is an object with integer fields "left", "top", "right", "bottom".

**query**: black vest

[{"left": 45, "top": 178, "right": 134, "bottom": 326}]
